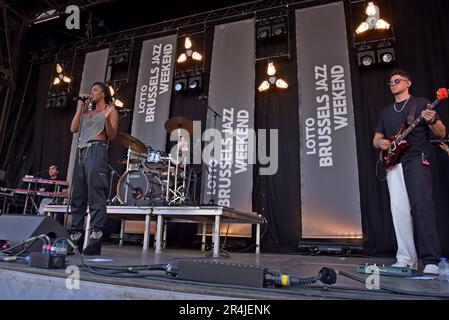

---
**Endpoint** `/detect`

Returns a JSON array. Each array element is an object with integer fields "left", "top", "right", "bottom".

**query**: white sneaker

[
  {"left": 391, "top": 261, "right": 417, "bottom": 269},
  {"left": 423, "top": 264, "right": 439, "bottom": 275}
]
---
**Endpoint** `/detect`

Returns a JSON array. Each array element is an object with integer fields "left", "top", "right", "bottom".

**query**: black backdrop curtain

[{"left": 2, "top": 0, "right": 449, "bottom": 256}]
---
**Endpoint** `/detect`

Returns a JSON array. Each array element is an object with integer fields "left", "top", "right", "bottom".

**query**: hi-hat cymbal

[
  {"left": 117, "top": 159, "right": 141, "bottom": 165},
  {"left": 164, "top": 116, "right": 193, "bottom": 134},
  {"left": 118, "top": 133, "right": 148, "bottom": 154}
]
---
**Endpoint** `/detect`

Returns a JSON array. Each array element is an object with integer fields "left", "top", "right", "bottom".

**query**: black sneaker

[
  {"left": 68, "top": 231, "right": 84, "bottom": 254},
  {"left": 82, "top": 230, "right": 103, "bottom": 256}
]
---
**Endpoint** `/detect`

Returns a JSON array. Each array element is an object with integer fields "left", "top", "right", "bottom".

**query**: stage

[{"left": 1, "top": 245, "right": 448, "bottom": 300}]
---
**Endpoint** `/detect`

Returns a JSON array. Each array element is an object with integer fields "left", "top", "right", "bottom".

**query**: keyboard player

[{"left": 37, "top": 165, "right": 68, "bottom": 216}]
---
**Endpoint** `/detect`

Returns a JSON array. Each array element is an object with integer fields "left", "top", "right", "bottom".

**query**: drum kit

[{"left": 114, "top": 116, "right": 197, "bottom": 206}]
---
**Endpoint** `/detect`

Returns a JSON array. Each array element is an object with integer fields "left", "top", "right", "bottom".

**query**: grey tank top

[{"left": 78, "top": 112, "right": 105, "bottom": 148}]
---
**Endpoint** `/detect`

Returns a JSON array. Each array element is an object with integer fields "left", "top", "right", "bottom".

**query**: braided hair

[{"left": 91, "top": 82, "right": 113, "bottom": 105}]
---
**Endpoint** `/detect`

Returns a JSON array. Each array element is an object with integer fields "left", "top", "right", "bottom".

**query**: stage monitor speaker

[{"left": 0, "top": 215, "right": 69, "bottom": 253}]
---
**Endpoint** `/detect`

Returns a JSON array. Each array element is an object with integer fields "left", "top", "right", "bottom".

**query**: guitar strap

[{"left": 407, "top": 97, "right": 418, "bottom": 125}]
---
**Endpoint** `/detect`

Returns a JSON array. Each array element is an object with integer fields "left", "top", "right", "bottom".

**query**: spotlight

[
  {"left": 357, "top": 50, "right": 376, "bottom": 67},
  {"left": 46, "top": 97, "right": 56, "bottom": 109},
  {"left": 257, "top": 26, "right": 271, "bottom": 40},
  {"left": 55, "top": 95, "right": 67, "bottom": 108},
  {"left": 361, "top": 55, "right": 374, "bottom": 66},
  {"left": 174, "top": 78, "right": 188, "bottom": 92},
  {"left": 188, "top": 76, "right": 202, "bottom": 92},
  {"left": 116, "top": 52, "right": 129, "bottom": 64},
  {"left": 377, "top": 47, "right": 395, "bottom": 64},
  {"left": 272, "top": 23, "right": 286, "bottom": 37}
]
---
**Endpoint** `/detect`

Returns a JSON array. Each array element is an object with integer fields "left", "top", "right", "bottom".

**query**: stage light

[
  {"left": 375, "top": 19, "right": 390, "bottom": 30},
  {"left": 188, "top": 76, "right": 202, "bottom": 92},
  {"left": 356, "top": 1, "right": 390, "bottom": 34},
  {"left": 114, "top": 99, "right": 124, "bottom": 108},
  {"left": 106, "top": 84, "right": 126, "bottom": 109},
  {"left": 177, "top": 53, "right": 187, "bottom": 64},
  {"left": 365, "top": 2, "right": 379, "bottom": 16},
  {"left": 177, "top": 37, "right": 203, "bottom": 64},
  {"left": 275, "top": 78, "right": 288, "bottom": 89},
  {"left": 184, "top": 37, "right": 192, "bottom": 49},
  {"left": 356, "top": 22, "right": 370, "bottom": 35},
  {"left": 377, "top": 47, "right": 395, "bottom": 64},
  {"left": 192, "top": 52, "right": 203, "bottom": 61},
  {"left": 258, "top": 81, "right": 270, "bottom": 92},
  {"left": 272, "top": 23, "right": 286, "bottom": 37},
  {"left": 52, "top": 63, "right": 71, "bottom": 86},
  {"left": 361, "top": 55, "right": 374, "bottom": 66},
  {"left": 381, "top": 52, "right": 393, "bottom": 63},
  {"left": 174, "top": 78, "right": 188, "bottom": 92},
  {"left": 257, "top": 26, "right": 271, "bottom": 40},
  {"left": 56, "top": 95, "right": 67, "bottom": 108},
  {"left": 46, "top": 97, "right": 56, "bottom": 109},
  {"left": 258, "top": 61, "right": 288, "bottom": 92},
  {"left": 267, "top": 62, "right": 276, "bottom": 76}
]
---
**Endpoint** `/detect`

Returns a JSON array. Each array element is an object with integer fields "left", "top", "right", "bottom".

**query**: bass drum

[{"left": 116, "top": 169, "right": 165, "bottom": 205}]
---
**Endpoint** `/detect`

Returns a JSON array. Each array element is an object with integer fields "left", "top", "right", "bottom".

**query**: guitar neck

[{"left": 397, "top": 98, "right": 441, "bottom": 142}]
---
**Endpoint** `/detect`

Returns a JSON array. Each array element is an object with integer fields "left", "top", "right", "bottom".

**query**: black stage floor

[{"left": 1, "top": 245, "right": 449, "bottom": 300}]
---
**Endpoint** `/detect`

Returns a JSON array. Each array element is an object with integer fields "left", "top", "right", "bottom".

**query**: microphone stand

[
  {"left": 107, "top": 164, "right": 121, "bottom": 205},
  {"left": 201, "top": 105, "right": 222, "bottom": 206},
  {"left": 64, "top": 100, "right": 89, "bottom": 228}
]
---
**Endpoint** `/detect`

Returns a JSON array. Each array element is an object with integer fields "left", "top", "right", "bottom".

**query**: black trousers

[
  {"left": 402, "top": 157, "right": 441, "bottom": 265},
  {"left": 70, "top": 141, "right": 109, "bottom": 233}
]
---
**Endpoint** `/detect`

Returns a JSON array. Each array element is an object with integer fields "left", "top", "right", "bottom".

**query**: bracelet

[{"left": 429, "top": 117, "right": 438, "bottom": 125}]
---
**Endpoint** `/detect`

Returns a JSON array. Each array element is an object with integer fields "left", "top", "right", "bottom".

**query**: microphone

[{"left": 73, "top": 95, "right": 92, "bottom": 102}]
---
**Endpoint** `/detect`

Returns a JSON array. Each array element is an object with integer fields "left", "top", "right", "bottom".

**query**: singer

[{"left": 69, "top": 82, "right": 118, "bottom": 255}]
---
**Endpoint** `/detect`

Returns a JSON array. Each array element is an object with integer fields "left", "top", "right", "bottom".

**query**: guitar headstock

[{"left": 436, "top": 88, "right": 449, "bottom": 100}]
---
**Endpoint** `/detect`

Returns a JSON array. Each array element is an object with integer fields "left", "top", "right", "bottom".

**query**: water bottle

[{"left": 438, "top": 257, "right": 449, "bottom": 283}]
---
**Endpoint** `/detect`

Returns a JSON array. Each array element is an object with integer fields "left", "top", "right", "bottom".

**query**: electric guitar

[{"left": 380, "top": 88, "right": 449, "bottom": 169}]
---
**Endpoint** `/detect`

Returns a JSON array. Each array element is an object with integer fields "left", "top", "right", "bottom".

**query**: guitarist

[{"left": 373, "top": 70, "right": 446, "bottom": 275}]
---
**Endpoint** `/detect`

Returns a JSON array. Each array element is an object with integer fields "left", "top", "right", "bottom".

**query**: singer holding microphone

[{"left": 69, "top": 82, "right": 118, "bottom": 255}]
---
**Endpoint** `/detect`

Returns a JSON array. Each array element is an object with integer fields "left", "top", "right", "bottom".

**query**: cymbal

[
  {"left": 117, "top": 159, "right": 141, "bottom": 165},
  {"left": 118, "top": 133, "right": 148, "bottom": 154},
  {"left": 164, "top": 116, "right": 193, "bottom": 134}
]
